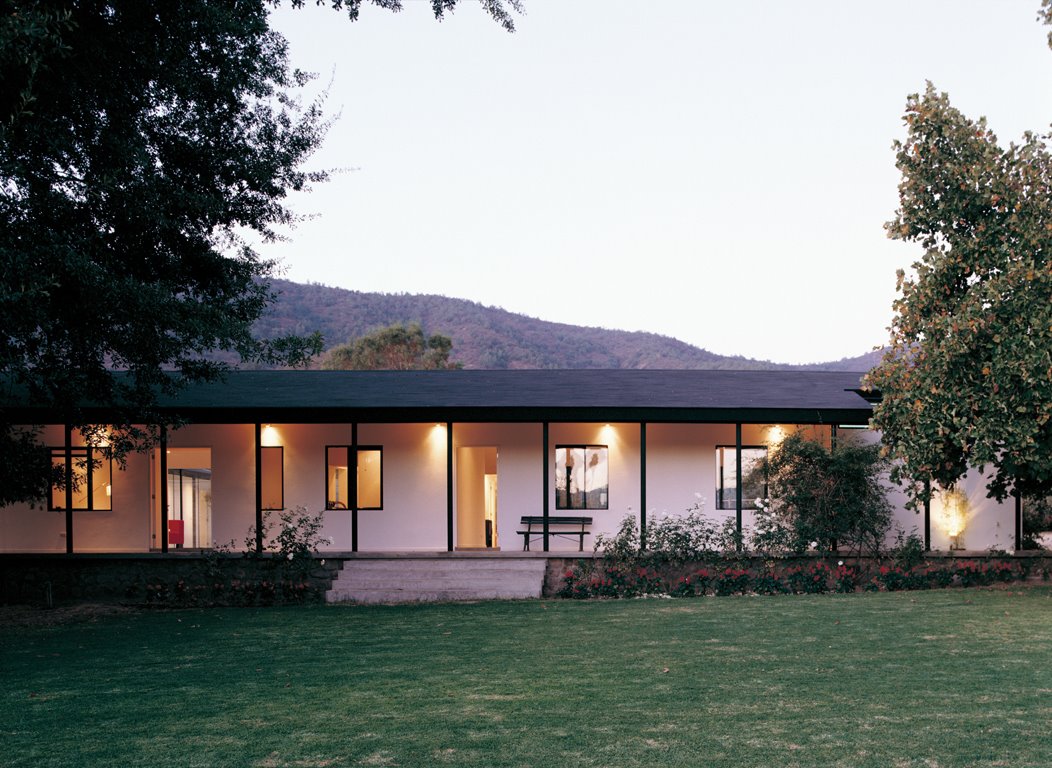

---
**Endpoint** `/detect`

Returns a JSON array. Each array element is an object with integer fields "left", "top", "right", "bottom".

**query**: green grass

[{"left": 3, "top": 588, "right": 1052, "bottom": 767}]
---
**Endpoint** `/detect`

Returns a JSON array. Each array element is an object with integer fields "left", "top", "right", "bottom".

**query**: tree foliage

[
  {"left": 297, "top": 0, "right": 524, "bottom": 32},
  {"left": 753, "top": 433, "right": 892, "bottom": 558},
  {"left": 0, "top": 0, "right": 518, "bottom": 506},
  {"left": 864, "top": 77, "right": 1052, "bottom": 503},
  {"left": 319, "top": 323, "right": 460, "bottom": 370}
]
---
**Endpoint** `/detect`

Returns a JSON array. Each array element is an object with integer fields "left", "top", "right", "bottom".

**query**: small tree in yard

[{"left": 754, "top": 432, "right": 892, "bottom": 557}]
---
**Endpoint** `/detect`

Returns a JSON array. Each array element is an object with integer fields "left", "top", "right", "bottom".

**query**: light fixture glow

[
  {"left": 767, "top": 425, "right": 787, "bottom": 447},
  {"left": 261, "top": 424, "right": 281, "bottom": 446}
]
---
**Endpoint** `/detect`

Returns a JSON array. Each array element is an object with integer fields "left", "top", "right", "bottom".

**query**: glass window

[
  {"left": 49, "top": 447, "right": 112, "bottom": 511},
  {"left": 555, "top": 445, "right": 608, "bottom": 510},
  {"left": 716, "top": 446, "right": 767, "bottom": 510},
  {"left": 326, "top": 446, "right": 383, "bottom": 510},
  {"left": 260, "top": 446, "right": 283, "bottom": 510}
]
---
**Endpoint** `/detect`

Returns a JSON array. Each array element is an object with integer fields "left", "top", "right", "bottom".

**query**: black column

[
  {"left": 64, "top": 423, "right": 74, "bottom": 554},
  {"left": 254, "top": 423, "right": 263, "bottom": 554},
  {"left": 735, "top": 423, "right": 743, "bottom": 551},
  {"left": 923, "top": 479, "right": 931, "bottom": 551},
  {"left": 159, "top": 426, "right": 168, "bottom": 553},
  {"left": 1014, "top": 489, "right": 1022, "bottom": 552},
  {"left": 351, "top": 422, "right": 358, "bottom": 553},
  {"left": 446, "top": 422, "right": 454, "bottom": 552},
  {"left": 542, "top": 422, "right": 550, "bottom": 552},
  {"left": 640, "top": 422, "right": 647, "bottom": 551}
]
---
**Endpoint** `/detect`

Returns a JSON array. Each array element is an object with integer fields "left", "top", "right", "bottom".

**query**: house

[{"left": 0, "top": 369, "right": 1021, "bottom": 556}]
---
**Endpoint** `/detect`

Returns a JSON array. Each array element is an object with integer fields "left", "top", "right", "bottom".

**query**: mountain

[{"left": 252, "top": 279, "right": 882, "bottom": 371}]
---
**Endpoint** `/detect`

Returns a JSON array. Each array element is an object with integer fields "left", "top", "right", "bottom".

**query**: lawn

[{"left": 3, "top": 588, "right": 1051, "bottom": 768}]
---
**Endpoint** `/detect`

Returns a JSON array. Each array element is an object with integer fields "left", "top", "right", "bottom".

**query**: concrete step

[{"left": 326, "top": 557, "right": 547, "bottom": 604}]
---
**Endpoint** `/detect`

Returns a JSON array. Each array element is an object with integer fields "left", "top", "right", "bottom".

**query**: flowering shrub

[
  {"left": 712, "top": 567, "right": 751, "bottom": 596},
  {"left": 833, "top": 563, "right": 860, "bottom": 593},
  {"left": 247, "top": 506, "right": 330, "bottom": 581},
  {"left": 785, "top": 562, "right": 832, "bottom": 594},
  {"left": 951, "top": 559, "right": 1021, "bottom": 587},
  {"left": 871, "top": 564, "right": 918, "bottom": 592},
  {"left": 752, "top": 568, "right": 788, "bottom": 595},
  {"left": 557, "top": 557, "right": 1031, "bottom": 599},
  {"left": 556, "top": 563, "right": 669, "bottom": 599},
  {"left": 670, "top": 568, "right": 712, "bottom": 597}
]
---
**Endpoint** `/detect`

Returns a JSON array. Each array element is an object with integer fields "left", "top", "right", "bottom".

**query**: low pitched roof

[{"left": 153, "top": 369, "right": 872, "bottom": 425}]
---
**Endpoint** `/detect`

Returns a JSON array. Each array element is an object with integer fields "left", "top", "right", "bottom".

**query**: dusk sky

[{"left": 262, "top": 0, "right": 1052, "bottom": 365}]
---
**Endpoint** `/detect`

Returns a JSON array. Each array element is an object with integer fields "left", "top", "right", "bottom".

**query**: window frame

[
  {"left": 48, "top": 445, "right": 113, "bottom": 511},
  {"left": 555, "top": 444, "right": 609, "bottom": 511},
  {"left": 260, "top": 445, "right": 284, "bottom": 511},
  {"left": 325, "top": 445, "right": 384, "bottom": 511},
  {"left": 716, "top": 445, "right": 768, "bottom": 511}
]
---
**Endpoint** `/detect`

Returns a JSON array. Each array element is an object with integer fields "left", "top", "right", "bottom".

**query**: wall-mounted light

[
  {"left": 766, "top": 425, "right": 787, "bottom": 447},
  {"left": 261, "top": 424, "right": 281, "bottom": 447}
]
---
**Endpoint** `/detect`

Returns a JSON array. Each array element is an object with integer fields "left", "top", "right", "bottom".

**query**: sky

[{"left": 262, "top": 0, "right": 1052, "bottom": 365}]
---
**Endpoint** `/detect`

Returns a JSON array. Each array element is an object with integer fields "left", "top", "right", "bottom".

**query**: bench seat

[{"left": 518, "top": 515, "right": 593, "bottom": 551}]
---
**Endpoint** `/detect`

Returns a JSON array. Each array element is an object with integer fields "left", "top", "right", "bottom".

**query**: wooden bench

[{"left": 518, "top": 515, "right": 593, "bottom": 551}]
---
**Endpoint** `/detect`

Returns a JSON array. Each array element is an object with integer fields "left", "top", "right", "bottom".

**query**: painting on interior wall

[{"left": 556, "top": 445, "right": 608, "bottom": 510}]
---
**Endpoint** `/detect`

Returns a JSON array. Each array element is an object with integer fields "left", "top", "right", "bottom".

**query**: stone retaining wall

[{"left": 0, "top": 553, "right": 342, "bottom": 607}]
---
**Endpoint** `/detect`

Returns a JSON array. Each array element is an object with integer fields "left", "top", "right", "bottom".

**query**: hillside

[{"left": 252, "top": 279, "right": 882, "bottom": 371}]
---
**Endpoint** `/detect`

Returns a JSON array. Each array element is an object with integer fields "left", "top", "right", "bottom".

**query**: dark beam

[
  {"left": 640, "top": 422, "right": 647, "bottom": 550},
  {"left": 254, "top": 423, "right": 263, "bottom": 554},
  {"left": 159, "top": 426, "right": 168, "bottom": 553},
  {"left": 446, "top": 422, "right": 453, "bottom": 552},
  {"left": 351, "top": 422, "right": 358, "bottom": 553},
  {"left": 735, "top": 423, "right": 743, "bottom": 552},
  {"left": 64, "top": 423, "right": 73, "bottom": 554},
  {"left": 542, "top": 422, "right": 550, "bottom": 552}
]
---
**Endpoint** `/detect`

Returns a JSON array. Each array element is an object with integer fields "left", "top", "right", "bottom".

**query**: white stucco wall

[
  {"left": 0, "top": 425, "right": 151, "bottom": 552},
  {"left": 452, "top": 423, "right": 541, "bottom": 551},
  {"left": 0, "top": 420, "right": 1024, "bottom": 554}
]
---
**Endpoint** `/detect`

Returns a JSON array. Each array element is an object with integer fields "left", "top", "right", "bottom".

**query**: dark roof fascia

[{"left": 11, "top": 404, "right": 873, "bottom": 426}]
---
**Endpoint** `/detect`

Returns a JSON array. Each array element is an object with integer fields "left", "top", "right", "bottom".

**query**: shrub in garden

[
  {"left": 752, "top": 568, "right": 789, "bottom": 595},
  {"left": 247, "top": 506, "right": 330, "bottom": 581},
  {"left": 670, "top": 568, "right": 713, "bottom": 597},
  {"left": 784, "top": 561, "right": 832, "bottom": 594},
  {"left": 755, "top": 432, "right": 893, "bottom": 558},
  {"left": 833, "top": 562, "right": 860, "bottom": 593},
  {"left": 712, "top": 567, "right": 751, "bottom": 596}
]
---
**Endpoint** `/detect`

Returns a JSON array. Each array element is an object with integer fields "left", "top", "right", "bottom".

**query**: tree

[
  {"left": 320, "top": 323, "right": 460, "bottom": 370},
  {"left": 752, "top": 433, "right": 892, "bottom": 558},
  {"left": 0, "top": 0, "right": 520, "bottom": 506},
  {"left": 864, "top": 77, "right": 1052, "bottom": 504},
  {"left": 302, "top": 0, "right": 524, "bottom": 32}
]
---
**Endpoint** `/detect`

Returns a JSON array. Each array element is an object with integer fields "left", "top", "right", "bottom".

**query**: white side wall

[
  {"left": 0, "top": 421, "right": 1022, "bottom": 554},
  {"left": 0, "top": 425, "right": 151, "bottom": 553},
  {"left": 452, "top": 423, "right": 541, "bottom": 552},
  {"left": 169, "top": 424, "right": 255, "bottom": 550}
]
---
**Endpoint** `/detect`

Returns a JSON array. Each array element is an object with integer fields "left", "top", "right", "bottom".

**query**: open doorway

[
  {"left": 153, "top": 448, "right": 212, "bottom": 549},
  {"left": 456, "top": 447, "right": 498, "bottom": 549}
]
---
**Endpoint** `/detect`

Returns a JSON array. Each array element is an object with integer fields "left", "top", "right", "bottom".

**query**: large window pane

[
  {"left": 717, "top": 446, "right": 767, "bottom": 510},
  {"left": 260, "top": 446, "right": 283, "bottom": 510},
  {"left": 326, "top": 446, "right": 383, "bottom": 510},
  {"left": 326, "top": 447, "right": 349, "bottom": 509},
  {"left": 555, "top": 445, "right": 608, "bottom": 510},
  {"left": 49, "top": 447, "right": 112, "bottom": 511},
  {"left": 357, "top": 448, "right": 382, "bottom": 509}
]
